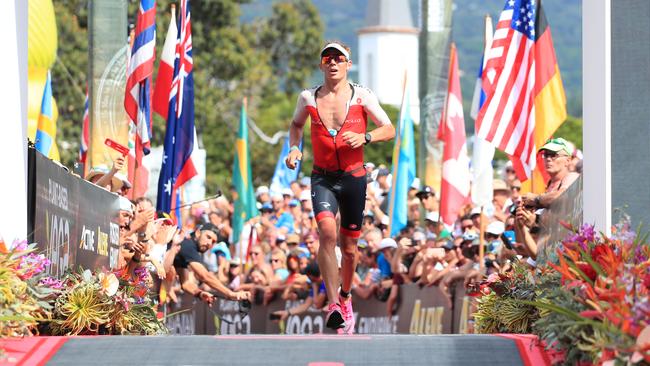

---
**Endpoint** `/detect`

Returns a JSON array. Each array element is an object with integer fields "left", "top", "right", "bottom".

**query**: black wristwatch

[{"left": 364, "top": 132, "right": 372, "bottom": 144}]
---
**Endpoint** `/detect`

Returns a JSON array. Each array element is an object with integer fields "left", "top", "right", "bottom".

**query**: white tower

[{"left": 358, "top": 0, "right": 419, "bottom": 123}]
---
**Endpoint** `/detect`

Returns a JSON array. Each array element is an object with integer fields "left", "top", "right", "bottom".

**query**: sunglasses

[
  {"left": 321, "top": 54, "right": 348, "bottom": 65},
  {"left": 511, "top": 186, "right": 521, "bottom": 191},
  {"left": 461, "top": 225, "right": 473, "bottom": 231},
  {"left": 541, "top": 151, "right": 569, "bottom": 160}
]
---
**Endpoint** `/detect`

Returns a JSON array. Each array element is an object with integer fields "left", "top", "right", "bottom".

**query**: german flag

[
  {"left": 528, "top": 2, "right": 567, "bottom": 193},
  {"left": 475, "top": 0, "right": 566, "bottom": 190}
]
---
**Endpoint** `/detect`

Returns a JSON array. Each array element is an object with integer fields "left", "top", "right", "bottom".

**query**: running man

[{"left": 285, "top": 41, "right": 395, "bottom": 333}]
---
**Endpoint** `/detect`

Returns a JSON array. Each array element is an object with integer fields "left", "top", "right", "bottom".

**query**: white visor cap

[{"left": 320, "top": 43, "right": 350, "bottom": 60}]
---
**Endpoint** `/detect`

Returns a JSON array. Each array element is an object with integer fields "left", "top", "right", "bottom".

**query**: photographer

[
  {"left": 520, "top": 138, "right": 580, "bottom": 209},
  {"left": 173, "top": 223, "right": 251, "bottom": 305}
]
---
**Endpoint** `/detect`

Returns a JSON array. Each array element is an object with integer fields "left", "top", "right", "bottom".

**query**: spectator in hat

[
  {"left": 375, "top": 237, "right": 397, "bottom": 279},
  {"left": 299, "top": 189, "right": 313, "bottom": 213},
  {"left": 492, "top": 179, "right": 513, "bottom": 222},
  {"left": 256, "top": 185, "right": 270, "bottom": 204},
  {"left": 424, "top": 211, "right": 443, "bottom": 239},
  {"left": 416, "top": 185, "right": 439, "bottom": 214},
  {"left": 521, "top": 137, "right": 581, "bottom": 209},
  {"left": 485, "top": 220, "right": 505, "bottom": 254},
  {"left": 299, "top": 176, "right": 311, "bottom": 189},
  {"left": 270, "top": 193, "right": 295, "bottom": 234},
  {"left": 86, "top": 157, "right": 125, "bottom": 192},
  {"left": 372, "top": 168, "right": 391, "bottom": 205}
]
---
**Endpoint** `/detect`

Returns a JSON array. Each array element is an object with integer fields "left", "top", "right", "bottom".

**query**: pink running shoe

[
  {"left": 325, "top": 302, "right": 345, "bottom": 330},
  {"left": 338, "top": 295, "right": 355, "bottom": 334}
]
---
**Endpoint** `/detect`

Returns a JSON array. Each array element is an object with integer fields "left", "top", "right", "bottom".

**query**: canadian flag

[
  {"left": 438, "top": 43, "right": 471, "bottom": 227},
  {"left": 152, "top": 4, "right": 177, "bottom": 119}
]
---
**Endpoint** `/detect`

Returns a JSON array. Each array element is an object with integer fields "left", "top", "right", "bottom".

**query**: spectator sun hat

[
  {"left": 424, "top": 211, "right": 440, "bottom": 223},
  {"left": 299, "top": 190, "right": 311, "bottom": 201},
  {"left": 416, "top": 185, "right": 435, "bottom": 199},
  {"left": 486, "top": 221, "right": 506, "bottom": 236},
  {"left": 377, "top": 238, "right": 397, "bottom": 251},
  {"left": 539, "top": 137, "right": 575, "bottom": 156},
  {"left": 256, "top": 185, "right": 269, "bottom": 197}
]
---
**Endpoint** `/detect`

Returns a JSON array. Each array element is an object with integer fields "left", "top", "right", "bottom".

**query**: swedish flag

[{"left": 35, "top": 70, "right": 58, "bottom": 159}]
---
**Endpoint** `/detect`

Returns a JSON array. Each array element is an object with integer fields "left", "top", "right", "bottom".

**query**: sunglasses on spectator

[
  {"left": 511, "top": 186, "right": 521, "bottom": 191},
  {"left": 506, "top": 168, "right": 515, "bottom": 173},
  {"left": 321, "top": 54, "right": 347, "bottom": 65},
  {"left": 541, "top": 151, "right": 569, "bottom": 160},
  {"left": 461, "top": 225, "right": 473, "bottom": 231}
]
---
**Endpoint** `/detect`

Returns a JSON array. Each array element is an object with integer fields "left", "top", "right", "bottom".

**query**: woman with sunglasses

[{"left": 285, "top": 41, "right": 395, "bottom": 334}]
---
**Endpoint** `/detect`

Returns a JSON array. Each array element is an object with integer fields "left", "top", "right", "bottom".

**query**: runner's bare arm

[
  {"left": 363, "top": 88, "right": 395, "bottom": 142},
  {"left": 289, "top": 92, "right": 309, "bottom": 147},
  {"left": 286, "top": 92, "right": 310, "bottom": 169}
]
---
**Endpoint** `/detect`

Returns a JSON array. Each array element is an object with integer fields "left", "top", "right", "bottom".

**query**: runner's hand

[
  {"left": 341, "top": 132, "right": 365, "bottom": 149},
  {"left": 285, "top": 149, "right": 302, "bottom": 169}
]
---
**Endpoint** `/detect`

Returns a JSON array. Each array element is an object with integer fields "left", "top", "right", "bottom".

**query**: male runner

[{"left": 285, "top": 41, "right": 395, "bottom": 333}]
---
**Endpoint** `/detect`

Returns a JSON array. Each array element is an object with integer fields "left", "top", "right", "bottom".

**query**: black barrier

[
  {"left": 166, "top": 284, "right": 453, "bottom": 335},
  {"left": 29, "top": 148, "right": 121, "bottom": 277}
]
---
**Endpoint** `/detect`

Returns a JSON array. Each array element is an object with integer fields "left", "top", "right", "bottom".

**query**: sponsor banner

[
  {"left": 166, "top": 284, "right": 453, "bottom": 335},
  {"left": 31, "top": 149, "right": 120, "bottom": 276}
]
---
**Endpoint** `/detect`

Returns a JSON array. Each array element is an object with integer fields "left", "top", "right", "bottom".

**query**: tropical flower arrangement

[
  {"left": 0, "top": 240, "right": 53, "bottom": 337},
  {"left": 46, "top": 266, "right": 168, "bottom": 335},
  {"left": 0, "top": 239, "right": 167, "bottom": 337},
  {"left": 472, "top": 219, "right": 650, "bottom": 366}
]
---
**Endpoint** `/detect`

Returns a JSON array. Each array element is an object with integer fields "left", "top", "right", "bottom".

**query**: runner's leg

[{"left": 311, "top": 174, "right": 344, "bottom": 327}]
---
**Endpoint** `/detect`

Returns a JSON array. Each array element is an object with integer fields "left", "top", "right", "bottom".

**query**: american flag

[
  {"left": 156, "top": 0, "right": 197, "bottom": 214},
  {"left": 79, "top": 89, "right": 89, "bottom": 163},
  {"left": 475, "top": 0, "right": 548, "bottom": 180},
  {"left": 124, "top": 0, "right": 156, "bottom": 155}
]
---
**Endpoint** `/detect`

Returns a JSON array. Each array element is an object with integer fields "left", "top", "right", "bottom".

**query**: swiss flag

[
  {"left": 152, "top": 5, "right": 178, "bottom": 120},
  {"left": 438, "top": 43, "right": 471, "bottom": 227}
]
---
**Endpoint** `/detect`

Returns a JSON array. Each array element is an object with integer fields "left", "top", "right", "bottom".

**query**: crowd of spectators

[{"left": 86, "top": 137, "right": 582, "bottom": 320}]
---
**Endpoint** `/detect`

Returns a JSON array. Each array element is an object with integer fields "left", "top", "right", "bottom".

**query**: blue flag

[
  {"left": 156, "top": 0, "right": 197, "bottom": 214},
  {"left": 388, "top": 88, "right": 416, "bottom": 237},
  {"left": 270, "top": 136, "right": 303, "bottom": 195}
]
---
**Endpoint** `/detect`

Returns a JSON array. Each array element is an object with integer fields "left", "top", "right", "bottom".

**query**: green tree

[{"left": 259, "top": 0, "right": 324, "bottom": 95}]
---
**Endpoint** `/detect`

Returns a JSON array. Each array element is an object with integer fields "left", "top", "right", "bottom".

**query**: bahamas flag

[
  {"left": 232, "top": 99, "right": 259, "bottom": 245},
  {"left": 35, "top": 70, "right": 59, "bottom": 159},
  {"left": 388, "top": 79, "right": 416, "bottom": 237}
]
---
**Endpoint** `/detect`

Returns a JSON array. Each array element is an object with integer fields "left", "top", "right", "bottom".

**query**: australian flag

[{"left": 156, "top": 0, "right": 197, "bottom": 213}]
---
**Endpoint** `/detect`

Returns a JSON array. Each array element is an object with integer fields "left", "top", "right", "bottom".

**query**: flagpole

[
  {"left": 479, "top": 206, "right": 485, "bottom": 273},
  {"left": 387, "top": 70, "right": 408, "bottom": 236}
]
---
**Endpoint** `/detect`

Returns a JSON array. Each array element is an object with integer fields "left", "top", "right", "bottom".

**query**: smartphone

[
  {"left": 105, "top": 138, "right": 129, "bottom": 156},
  {"left": 500, "top": 232, "right": 514, "bottom": 250},
  {"left": 269, "top": 313, "right": 282, "bottom": 321}
]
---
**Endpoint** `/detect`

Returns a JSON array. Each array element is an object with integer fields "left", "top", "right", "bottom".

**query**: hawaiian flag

[
  {"left": 79, "top": 89, "right": 89, "bottom": 164},
  {"left": 475, "top": 0, "right": 566, "bottom": 182},
  {"left": 438, "top": 44, "right": 471, "bottom": 227},
  {"left": 156, "top": 0, "right": 197, "bottom": 214},
  {"left": 124, "top": 0, "right": 156, "bottom": 156}
]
